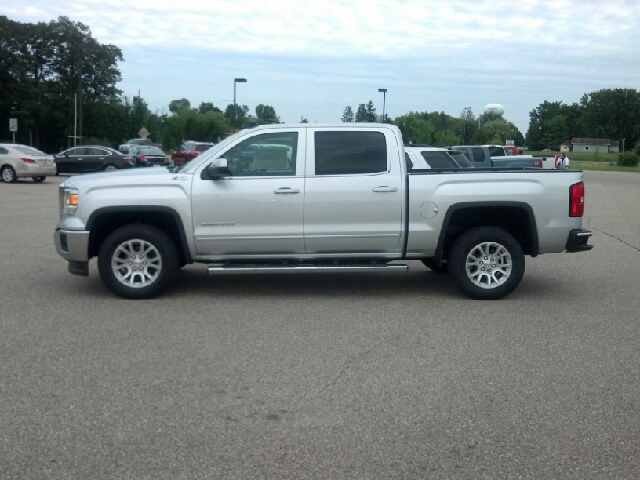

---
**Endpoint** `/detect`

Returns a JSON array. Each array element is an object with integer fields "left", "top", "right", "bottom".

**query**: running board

[{"left": 208, "top": 263, "right": 409, "bottom": 275}]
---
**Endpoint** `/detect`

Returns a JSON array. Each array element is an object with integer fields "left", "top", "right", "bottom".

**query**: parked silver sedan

[{"left": 0, "top": 144, "right": 56, "bottom": 183}]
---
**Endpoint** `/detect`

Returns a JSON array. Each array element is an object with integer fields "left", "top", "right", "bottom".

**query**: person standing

[{"left": 556, "top": 152, "right": 570, "bottom": 169}]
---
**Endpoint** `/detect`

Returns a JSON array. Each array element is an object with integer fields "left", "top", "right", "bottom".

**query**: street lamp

[
  {"left": 234, "top": 78, "right": 247, "bottom": 132},
  {"left": 378, "top": 88, "right": 387, "bottom": 123},
  {"left": 77, "top": 42, "right": 97, "bottom": 144}
]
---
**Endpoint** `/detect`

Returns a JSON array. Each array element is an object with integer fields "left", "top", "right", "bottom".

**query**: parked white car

[{"left": 0, "top": 144, "right": 56, "bottom": 183}]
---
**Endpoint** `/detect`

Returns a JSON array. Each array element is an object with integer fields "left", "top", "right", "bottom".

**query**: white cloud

[{"left": 7, "top": 0, "right": 640, "bottom": 132}]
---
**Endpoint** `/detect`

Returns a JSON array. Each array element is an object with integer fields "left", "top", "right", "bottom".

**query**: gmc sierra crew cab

[{"left": 55, "top": 123, "right": 592, "bottom": 300}]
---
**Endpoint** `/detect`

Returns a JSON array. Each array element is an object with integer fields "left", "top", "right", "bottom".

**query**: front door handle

[
  {"left": 274, "top": 187, "right": 300, "bottom": 194},
  {"left": 372, "top": 186, "right": 398, "bottom": 193}
]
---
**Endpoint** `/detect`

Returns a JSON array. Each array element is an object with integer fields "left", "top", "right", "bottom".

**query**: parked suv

[{"left": 171, "top": 141, "right": 214, "bottom": 166}]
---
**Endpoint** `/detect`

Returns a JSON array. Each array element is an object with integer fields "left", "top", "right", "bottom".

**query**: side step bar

[{"left": 208, "top": 263, "right": 409, "bottom": 275}]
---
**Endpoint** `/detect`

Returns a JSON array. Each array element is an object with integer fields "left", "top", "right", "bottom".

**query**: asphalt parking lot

[{"left": 1, "top": 171, "right": 639, "bottom": 479}]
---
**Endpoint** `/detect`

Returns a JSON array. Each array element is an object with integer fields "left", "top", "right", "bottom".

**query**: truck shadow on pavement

[{"left": 77, "top": 261, "right": 555, "bottom": 301}]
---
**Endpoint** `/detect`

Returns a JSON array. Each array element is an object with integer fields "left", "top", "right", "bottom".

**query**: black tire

[
  {"left": 98, "top": 224, "right": 179, "bottom": 299},
  {"left": 1, "top": 166, "right": 17, "bottom": 183},
  {"left": 32, "top": 176, "right": 46, "bottom": 183},
  {"left": 103, "top": 164, "right": 117, "bottom": 172},
  {"left": 421, "top": 257, "right": 448, "bottom": 273},
  {"left": 448, "top": 226, "right": 525, "bottom": 300}
]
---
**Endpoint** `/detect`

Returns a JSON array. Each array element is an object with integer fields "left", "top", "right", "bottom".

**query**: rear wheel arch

[{"left": 433, "top": 202, "right": 538, "bottom": 264}]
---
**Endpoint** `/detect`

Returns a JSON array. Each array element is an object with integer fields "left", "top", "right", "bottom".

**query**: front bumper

[
  {"left": 565, "top": 228, "right": 593, "bottom": 253},
  {"left": 54, "top": 229, "right": 90, "bottom": 261},
  {"left": 55, "top": 229, "right": 90, "bottom": 276}
]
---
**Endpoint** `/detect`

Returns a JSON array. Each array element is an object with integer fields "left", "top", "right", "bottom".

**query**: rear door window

[
  {"left": 314, "top": 131, "right": 387, "bottom": 175},
  {"left": 471, "top": 147, "right": 487, "bottom": 163}
]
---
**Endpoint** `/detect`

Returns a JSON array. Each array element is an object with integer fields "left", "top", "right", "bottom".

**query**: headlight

[{"left": 59, "top": 186, "right": 79, "bottom": 216}]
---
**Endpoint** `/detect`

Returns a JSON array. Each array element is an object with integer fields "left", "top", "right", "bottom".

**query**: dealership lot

[{"left": 1, "top": 171, "right": 639, "bottom": 478}]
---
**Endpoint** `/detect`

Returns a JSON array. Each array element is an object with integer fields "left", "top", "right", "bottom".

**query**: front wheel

[
  {"left": 448, "top": 227, "right": 525, "bottom": 300},
  {"left": 98, "top": 224, "right": 179, "bottom": 299},
  {"left": 32, "top": 176, "right": 46, "bottom": 183}
]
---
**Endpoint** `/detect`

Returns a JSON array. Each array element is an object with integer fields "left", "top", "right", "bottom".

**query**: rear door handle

[
  {"left": 274, "top": 188, "right": 300, "bottom": 194},
  {"left": 372, "top": 186, "right": 398, "bottom": 193}
]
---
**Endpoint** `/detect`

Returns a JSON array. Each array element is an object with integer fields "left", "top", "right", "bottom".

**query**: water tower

[{"left": 484, "top": 104, "right": 505, "bottom": 116}]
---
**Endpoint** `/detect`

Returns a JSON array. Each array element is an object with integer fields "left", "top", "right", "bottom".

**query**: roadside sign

[{"left": 9, "top": 118, "right": 17, "bottom": 132}]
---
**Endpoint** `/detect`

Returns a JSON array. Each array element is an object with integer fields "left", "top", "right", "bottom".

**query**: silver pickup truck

[{"left": 54, "top": 124, "right": 592, "bottom": 300}]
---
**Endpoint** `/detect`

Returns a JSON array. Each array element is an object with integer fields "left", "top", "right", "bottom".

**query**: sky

[{"left": 6, "top": 0, "right": 640, "bottom": 134}]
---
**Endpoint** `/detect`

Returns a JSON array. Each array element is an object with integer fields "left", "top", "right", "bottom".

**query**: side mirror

[{"left": 202, "top": 158, "right": 230, "bottom": 180}]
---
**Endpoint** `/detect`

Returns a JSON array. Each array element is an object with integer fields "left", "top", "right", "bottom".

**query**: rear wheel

[
  {"left": 98, "top": 224, "right": 179, "bottom": 299},
  {"left": 1, "top": 166, "right": 16, "bottom": 183},
  {"left": 104, "top": 164, "right": 117, "bottom": 172},
  {"left": 32, "top": 176, "right": 46, "bottom": 183},
  {"left": 448, "top": 227, "right": 525, "bottom": 300}
]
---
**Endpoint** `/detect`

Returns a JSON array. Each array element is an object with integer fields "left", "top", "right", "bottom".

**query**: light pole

[
  {"left": 234, "top": 78, "right": 247, "bottom": 132},
  {"left": 72, "top": 93, "right": 77, "bottom": 146},
  {"left": 77, "top": 42, "right": 97, "bottom": 144},
  {"left": 378, "top": 88, "right": 387, "bottom": 123}
]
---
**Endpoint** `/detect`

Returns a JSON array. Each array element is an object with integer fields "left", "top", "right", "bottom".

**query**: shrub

[{"left": 617, "top": 152, "right": 639, "bottom": 167}]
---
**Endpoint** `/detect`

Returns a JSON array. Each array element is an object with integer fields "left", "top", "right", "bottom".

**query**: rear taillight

[
  {"left": 21, "top": 157, "right": 36, "bottom": 163},
  {"left": 123, "top": 157, "right": 132, "bottom": 163},
  {"left": 570, "top": 182, "right": 585, "bottom": 217},
  {"left": 138, "top": 156, "right": 147, "bottom": 162}
]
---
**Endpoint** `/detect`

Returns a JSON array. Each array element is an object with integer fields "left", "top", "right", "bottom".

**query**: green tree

[
  {"left": 471, "top": 128, "right": 491, "bottom": 145},
  {"left": 542, "top": 115, "right": 569, "bottom": 149},
  {"left": 580, "top": 88, "right": 640, "bottom": 150},
  {"left": 0, "top": 15, "right": 123, "bottom": 151},
  {"left": 341, "top": 106, "right": 354, "bottom": 122},
  {"left": 255, "top": 104, "right": 280, "bottom": 124},
  {"left": 394, "top": 112, "right": 435, "bottom": 144},
  {"left": 224, "top": 103, "right": 249, "bottom": 128},
  {"left": 364, "top": 100, "right": 377, "bottom": 122},
  {"left": 198, "top": 102, "right": 221, "bottom": 114},
  {"left": 169, "top": 98, "right": 191, "bottom": 114},
  {"left": 355, "top": 104, "right": 367, "bottom": 122},
  {"left": 459, "top": 107, "right": 476, "bottom": 144}
]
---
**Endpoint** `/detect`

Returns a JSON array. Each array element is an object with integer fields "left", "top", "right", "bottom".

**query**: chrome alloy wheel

[
  {"left": 464, "top": 241, "right": 512, "bottom": 289},
  {"left": 104, "top": 165, "right": 117, "bottom": 172},
  {"left": 111, "top": 239, "right": 162, "bottom": 288},
  {"left": 2, "top": 166, "right": 15, "bottom": 183}
]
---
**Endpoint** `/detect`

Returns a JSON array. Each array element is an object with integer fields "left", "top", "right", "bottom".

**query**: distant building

[
  {"left": 609, "top": 140, "right": 620, "bottom": 153},
  {"left": 571, "top": 138, "right": 612, "bottom": 153}
]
